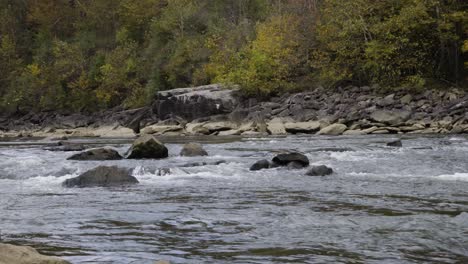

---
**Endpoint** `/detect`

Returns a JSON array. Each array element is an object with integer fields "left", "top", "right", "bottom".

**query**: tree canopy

[{"left": 0, "top": 0, "right": 466, "bottom": 114}]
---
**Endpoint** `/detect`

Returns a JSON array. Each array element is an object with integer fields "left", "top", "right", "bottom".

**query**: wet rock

[
  {"left": 63, "top": 166, "right": 138, "bottom": 188},
  {"left": 250, "top": 159, "right": 272, "bottom": 171},
  {"left": 67, "top": 148, "right": 123, "bottom": 160},
  {"left": 180, "top": 143, "right": 208, "bottom": 157},
  {"left": 272, "top": 152, "right": 309, "bottom": 167},
  {"left": 126, "top": 134, "right": 168, "bottom": 159},
  {"left": 0, "top": 243, "right": 71, "bottom": 264},
  {"left": 306, "top": 165, "right": 333, "bottom": 176},
  {"left": 387, "top": 139, "right": 402, "bottom": 147},
  {"left": 317, "top": 124, "right": 347, "bottom": 135}
]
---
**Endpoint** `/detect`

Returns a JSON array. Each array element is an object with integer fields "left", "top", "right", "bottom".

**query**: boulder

[
  {"left": 180, "top": 143, "right": 208, "bottom": 157},
  {"left": 387, "top": 139, "right": 402, "bottom": 147},
  {"left": 317, "top": 124, "right": 347, "bottom": 135},
  {"left": 272, "top": 152, "right": 309, "bottom": 167},
  {"left": 67, "top": 148, "right": 123, "bottom": 160},
  {"left": 63, "top": 166, "right": 138, "bottom": 188},
  {"left": 284, "top": 121, "right": 321, "bottom": 134},
  {"left": 266, "top": 118, "right": 287, "bottom": 135},
  {"left": 306, "top": 165, "right": 333, "bottom": 176},
  {"left": 126, "top": 134, "right": 168, "bottom": 159},
  {"left": 152, "top": 84, "right": 239, "bottom": 121},
  {"left": 370, "top": 110, "right": 411, "bottom": 126},
  {"left": 250, "top": 159, "right": 272, "bottom": 171},
  {"left": 0, "top": 243, "right": 70, "bottom": 264}
]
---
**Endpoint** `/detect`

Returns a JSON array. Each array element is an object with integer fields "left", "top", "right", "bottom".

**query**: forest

[{"left": 0, "top": 0, "right": 466, "bottom": 114}]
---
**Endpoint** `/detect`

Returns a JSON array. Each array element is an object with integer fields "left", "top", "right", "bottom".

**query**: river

[{"left": 0, "top": 135, "right": 467, "bottom": 263}]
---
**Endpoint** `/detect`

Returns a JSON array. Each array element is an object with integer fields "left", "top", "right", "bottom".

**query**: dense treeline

[{"left": 0, "top": 0, "right": 466, "bottom": 114}]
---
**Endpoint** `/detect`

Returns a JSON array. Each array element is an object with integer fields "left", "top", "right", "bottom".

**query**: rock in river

[
  {"left": 306, "top": 165, "right": 333, "bottom": 176},
  {"left": 126, "top": 134, "right": 168, "bottom": 159},
  {"left": 180, "top": 143, "right": 208, "bottom": 157},
  {"left": 0, "top": 243, "right": 71, "bottom": 264},
  {"left": 250, "top": 159, "right": 272, "bottom": 171},
  {"left": 272, "top": 152, "right": 309, "bottom": 168},
  {"left": 63, "top": 166, "right": 138, "bottom": 188},
  {"left": 387, "top": 139, "right": 402, "bottom": 147},
  {"left": 67, "top": 148, "right": 123, "bottom": 160}
]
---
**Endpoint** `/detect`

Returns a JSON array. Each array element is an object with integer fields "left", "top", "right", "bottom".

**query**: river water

[{"left": 0, "top": 135, "right": 467, "bottom": 264}]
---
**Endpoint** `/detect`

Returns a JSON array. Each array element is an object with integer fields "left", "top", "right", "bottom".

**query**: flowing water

[{"left": 0, "top": 135, "right": 468, "bottom": 264}]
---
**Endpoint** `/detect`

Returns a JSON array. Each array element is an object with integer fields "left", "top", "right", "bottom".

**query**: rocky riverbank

[{"left": 1, "top": 84, "right": 467, "bottom": 138}]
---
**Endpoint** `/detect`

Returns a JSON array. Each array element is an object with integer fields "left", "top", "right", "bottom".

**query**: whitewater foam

[{"left": 433, "top": 173, "right": 468, "bottom": 182}]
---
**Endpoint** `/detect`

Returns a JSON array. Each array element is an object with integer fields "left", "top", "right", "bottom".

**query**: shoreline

[{"left": 1, "top": 85, "right": 467, "bottom": 139}]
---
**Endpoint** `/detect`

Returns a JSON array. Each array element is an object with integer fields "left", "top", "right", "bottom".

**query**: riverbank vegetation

[{"left": 0, "top": 0, "right": 466, "bottom": 114}]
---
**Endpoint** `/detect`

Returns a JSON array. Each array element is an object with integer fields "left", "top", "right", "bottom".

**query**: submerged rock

[
  {"left": 0, "top": 243, "right": 71, "bottom": 264},
  {"left": 387, "top": 139, "right": 403, "bottom": 147},
  {"left": 63, "top": 166, "right": 138, "bottom": 187},
  {"left": 272, "top": 152, "right": 309, "bottom": 167},
  {"left": 180, "top": 143, "right": 208, "bottom": 157},
  {"left": 67, "top": 148, "right": 123, "bottom": 160},
  {"left": 306, "top": 165, "right": 333, "bottom": 176},
  {"left": 126, "top": 134, "right": 168, "bottom": 159}
]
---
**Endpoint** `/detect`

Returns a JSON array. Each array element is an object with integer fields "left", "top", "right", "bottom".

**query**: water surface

[{"left": 1, "top": 135, "right": 467, "bottom": 263}]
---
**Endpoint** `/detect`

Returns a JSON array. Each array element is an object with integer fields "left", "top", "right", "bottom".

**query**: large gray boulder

[
  {"left": 370, "top": 110, "right": 411, "bottom": 126},
  {"left": 126, "top": 134, "right": 168, "bottom": 159},
  {"left": 152, "top": 84, "right": 239, "bottom": 121},
  {"left": 67, "top": 148, "right": 123, "bottom": 160},
  {"left": 180, "top": 143, "right": 208, "bottom": 157},
  {"left": 0, "top": 243, "right": 71, "bottom": 264},
  {"left": 272, "top": 152, "right": 309, "bottom": 167},
  {"left": 63, "top": 166, "right": 138, "bottom": 188}
]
